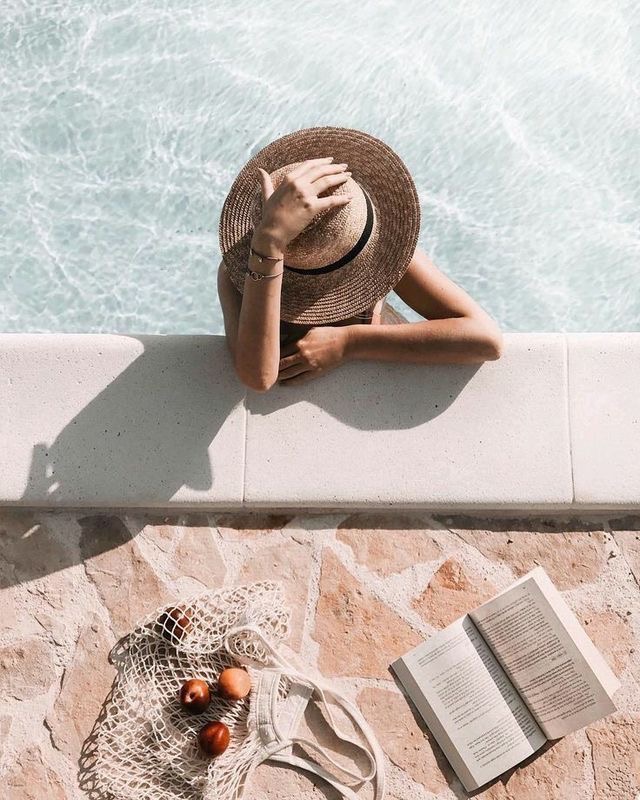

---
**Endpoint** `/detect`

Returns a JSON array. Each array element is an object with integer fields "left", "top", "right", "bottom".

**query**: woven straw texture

[
  {"left": 218, "top": 126, "right": 421, "bottom": 325},
  {"left": 83, "top": 582, "right": 290, "bottom": 800}
]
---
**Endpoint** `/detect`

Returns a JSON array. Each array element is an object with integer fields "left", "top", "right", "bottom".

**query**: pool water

[{"left": 1, "top": 0, "right": 638, "bottom": 334}]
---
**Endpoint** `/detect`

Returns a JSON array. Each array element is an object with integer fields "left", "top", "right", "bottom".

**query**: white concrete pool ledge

[{"left": 0, "top": 332, "right": 638, "bottom": 512}]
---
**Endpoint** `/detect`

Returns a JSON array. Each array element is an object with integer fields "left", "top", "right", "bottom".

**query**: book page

[
  {"left": 531, "top": 567, "right": 619, "bottom": 698},
  {"left": 470, "top": 568, "right": 618, "bottom": 739},
  {"left": 391, "top": 615, "right": 546, "bottom": 792}
]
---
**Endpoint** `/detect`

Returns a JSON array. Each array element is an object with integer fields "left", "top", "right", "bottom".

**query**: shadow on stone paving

[
  {"left": 0, "top": 509, "right": 300, "bottom": 589},
  {"left": 1, "top": 505, "right": 639, "bottom": 591}
]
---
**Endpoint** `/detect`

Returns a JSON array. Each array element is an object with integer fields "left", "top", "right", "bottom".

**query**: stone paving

[{"left": 0, "top": 510, "right": 639, "bottom": 800}]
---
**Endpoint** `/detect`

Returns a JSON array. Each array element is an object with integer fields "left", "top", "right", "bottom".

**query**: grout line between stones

[
  {"left": 42, "top": 691, "right": 63, "bottom": 754},
  {"left": 586, "top": 728, "right": 597, "bottom": 796},
  {"left": 610, "top": 523, "right": 640, "bottom": 592},
  {"left": 300, "top": 527, "right": 324, "bottom": 666}
]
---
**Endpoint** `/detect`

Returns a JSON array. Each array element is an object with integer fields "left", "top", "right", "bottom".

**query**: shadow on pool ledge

[
  {"left": 0, "top": 334, "right": 481, "bottom": 587},
  {"left": 17, "top": 335, "right": 478, "bottom": 509}
]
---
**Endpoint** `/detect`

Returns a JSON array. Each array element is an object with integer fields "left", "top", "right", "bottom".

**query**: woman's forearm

[
  {"left": 234, "top": 226, "right": 285, "bottom": 391},
  {"left": 344, "top": 316, "right": 503, "bottom": 364},
  {"left": 233, "top": 159, "right": 351, "bottom": 391}
]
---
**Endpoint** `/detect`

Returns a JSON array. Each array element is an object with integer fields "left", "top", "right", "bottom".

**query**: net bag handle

[{"left": 224, "top": 624, "right": 386, "bottom": 800}]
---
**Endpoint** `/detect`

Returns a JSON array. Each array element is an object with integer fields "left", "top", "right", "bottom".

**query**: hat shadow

[{"left": 1, "top": 333, "right": 477, "bottom": 590}]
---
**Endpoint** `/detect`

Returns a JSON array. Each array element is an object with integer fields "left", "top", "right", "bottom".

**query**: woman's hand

[
  {"left": 256, "top": 157, "right": 353, "bottom": 250},
  {"left": 278, "top": 326, "right": 351, "bottom": 385}
]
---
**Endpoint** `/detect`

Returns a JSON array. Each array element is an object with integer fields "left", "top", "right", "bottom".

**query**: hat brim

[{"left": 218, "top": 126, "right": 421, "bottom": 325}]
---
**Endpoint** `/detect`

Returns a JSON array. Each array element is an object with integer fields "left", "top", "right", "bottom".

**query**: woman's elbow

[
  {"left": 467, "top": 316, "right": 503, "bottom": 362},
  {"left": 243, "top": 379, "right": 276, "bottom": 393},
  {"left": 235, "top": 369, "right": 270, "bottom": 393},
  {"left": 235, "top": 363, "right": 277, "bottom": 393},
  {"left": 481, "top": 326, "right": 504, "bottom": 361},
  {"left": 229, "top": 345, "right": 275, "bottom": 392}
]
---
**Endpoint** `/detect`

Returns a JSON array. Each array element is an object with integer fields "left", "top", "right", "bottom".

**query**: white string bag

[{"left": 88, "top": 580, "right": 386, "bottom": 800}]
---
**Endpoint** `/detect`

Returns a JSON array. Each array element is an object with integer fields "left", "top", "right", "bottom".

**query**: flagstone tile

[
  {"left": 609, "top": 520, "right": 640, "bottom": 585},
  {"left": 79, "top": 514, "right": 174, "bottom": 633},
  {"left": 577, "top": 610, "right": 635, "bottom": 677},
  {"left": 4, "top": 747, "right": 67, "bottom": 800},
  {"left": 0, "top": 508, "right": 79, "bottom": 587},
  {"left": 412, "top": 558, "right": 497, "bottom": 628},
  {"left": 0, "top": 636, "right": 58, "bottom": 701},
  {"left": 336, "top": 514, "right": 441, "bottom": 577},
  {"left": 138, "top": 522, "right": 180, "bottom": 552},
  {"left": 169, "top": 526, "right": 226, "bottom": 589},
  {"left": 239, "top": 538, "right": 312, "bottom": 651},
  {"left": 477, "top": 734, "right": 589, "bottom": 799},
  {"left": 0, "top": 509, "right": 638, "bottom": 800},
  {"left": 246, "top": 760, "right": 340, "bottom": 799},
  {"left": 586, "top": 713, "right": 640, "bottom": 800},
  {"left": 313, "top": 550, "right": 421, "bottom": 678},
  {"left": 357, "top": 686, "right": 454, "bottom": 795},
  {"left": 45, "top": 614, "right": 115, "bottom": 762},
  {"left": 0, "top": 714, "right": 11, "bottom": 744},
  {"left": 436, "top": 517, "right": 609, "bottom": 590},
  {"left": 215, "top": 512, "right": 296, "bottom": 540}
]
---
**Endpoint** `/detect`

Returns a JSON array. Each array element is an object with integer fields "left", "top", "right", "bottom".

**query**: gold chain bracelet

[{"left": 247, "top": 244, "right": 284, "bottom": 280}]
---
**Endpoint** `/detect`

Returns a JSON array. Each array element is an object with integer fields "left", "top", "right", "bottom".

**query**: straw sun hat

[{"left": 218, "top": 125, "right": 421, "bottom": 325}]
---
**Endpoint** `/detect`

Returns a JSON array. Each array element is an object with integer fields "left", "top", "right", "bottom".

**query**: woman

[{"left": 217, "top": 126, "right": 503, "bottom": 392}]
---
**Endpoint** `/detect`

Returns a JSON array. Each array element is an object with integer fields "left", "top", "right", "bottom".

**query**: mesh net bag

[
  {"left": 86, "top": 581, "right": 292, "bottom": 800},
  {"left": 84, "top": 579, "right": 386, "bottom": 800}
]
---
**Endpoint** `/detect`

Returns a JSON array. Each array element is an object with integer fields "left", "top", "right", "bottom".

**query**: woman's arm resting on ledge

[
  {"left": 344, "top": 248, "right": 503, "bottom": 365},
  {"left": 344, "top": 316, "right": 502, "bottom": 365}
]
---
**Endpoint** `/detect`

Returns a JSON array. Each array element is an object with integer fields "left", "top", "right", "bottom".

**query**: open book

[{"left": 391, "top": 566, "right": 620, "bottom": 792}]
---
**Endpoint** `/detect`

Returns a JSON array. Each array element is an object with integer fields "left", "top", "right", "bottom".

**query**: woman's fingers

[
  {"left": 302, "top": 162, "right": 352, "bottom": 209},
  {"left": 305, "top": 162, "right": 348, "bottom": 186},
  {"left": 257, "top": 157, "right": 353, "bottom": 244},
  {"left": 315, "top": 193, "right": 354, "bottom": 210},
  {"left": 287, "top": 156, "right": 334, "bottom": 181},
  {"left": 313, "top": 170, "right": 351, "bottom": 195}
]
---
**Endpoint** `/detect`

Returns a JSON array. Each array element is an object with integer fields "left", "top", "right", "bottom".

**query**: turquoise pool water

[{"left": 1, "top": 0, "right": 638, "bottom": 334}]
